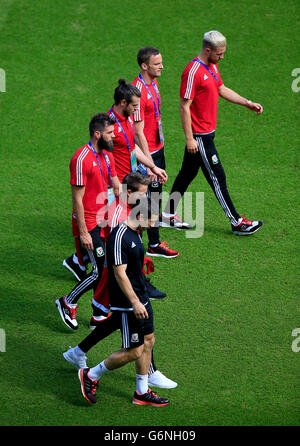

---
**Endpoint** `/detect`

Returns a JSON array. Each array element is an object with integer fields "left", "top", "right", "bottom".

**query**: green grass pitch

[{"left": 0, "top": 0, "right": 299, "bottom": 427}]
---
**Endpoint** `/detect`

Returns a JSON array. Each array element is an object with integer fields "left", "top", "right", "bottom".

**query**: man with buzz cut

[
  {"left": 78, "top": 197, "right": 170, "bottom": 406},
  {"left": 132, "top": 46, "right": 180, "bottom": 258},
  {"left": 161, "top": 30, "right": 264, "bottom": 235}
]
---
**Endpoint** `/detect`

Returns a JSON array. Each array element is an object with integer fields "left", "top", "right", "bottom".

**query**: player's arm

[
  {"left": 135, "top": 145, "right": 168, "bottom": 183},
  {"left": 112, "top": 175, "right": 121, "bottom": 197},
  {"left": 133, "top": 120, "right": 158, "bottom": 182},
  {"left": 71, "top": 185, "right": 93, "bottom": 250},
  {"left": 113, "top": 264, "right": 148, "bottom": 319},
  {"left": 180, "top": 97, "right": 199, "bottom": 153},
  {"left": 219, "top": 84, "right": 263, "bottom": 114}
]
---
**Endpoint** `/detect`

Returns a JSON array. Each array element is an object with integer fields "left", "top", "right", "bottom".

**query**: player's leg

[
  {"left": 146, "top": 149, "right": 179, "bottom": 258},
  {"left": 161, "top": 145, "right": 200, "bottom": 229},
  {"left": 56, "top": 227, "right": 105, "bottom": 329}
]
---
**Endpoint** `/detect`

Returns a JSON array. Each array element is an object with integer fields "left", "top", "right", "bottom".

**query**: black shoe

[
  {"left": 62, "top": 255, "right": 87, "bottom": 281},
  {"left": 132, "top": 388, "right": 170, "bottom": 406},
  {"left": 78, "top": 368, "right": 98, "bottom": 404},
  {"left": 145, "top": 278, "right": 166, "bottom": 300}
]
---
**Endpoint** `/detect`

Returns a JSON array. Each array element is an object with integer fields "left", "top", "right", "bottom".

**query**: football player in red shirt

[
  {"left": 56, "top": 113, "right": 120, "bottom": 330},
  {"left": 132, "top": 47, "right": 180, "bottom": 257},
  {"left": 161, "top": 30, "right": 263, "bottom": 235}
]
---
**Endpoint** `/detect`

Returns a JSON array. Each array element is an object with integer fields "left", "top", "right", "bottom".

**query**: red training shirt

[
  {"left": 180, "top": 58, "right": 223, "bottom": 134},
  {"left": 70, "top": 143, "right": 116, "bottom": 236},
  {"left": 107, "top": 107, "right": 135, "bottom": 183},
  {"left": 132, "top": 76, "right": 164, "bottom": 153}
]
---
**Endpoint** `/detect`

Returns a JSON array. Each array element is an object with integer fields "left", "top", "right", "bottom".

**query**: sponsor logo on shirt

[
  {"left": 93, "top": 161, "right": 97, "bottom": 167},
  {"left": 131, "top": 242, "right": 136, "bottom": 248},
  {"left": 204, "top": 74, "right": 208, "bottom": 81}
]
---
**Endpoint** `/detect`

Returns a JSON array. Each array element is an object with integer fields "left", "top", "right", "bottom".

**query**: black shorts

[{"left": 114, "top": 302, "right": 154, "bottom": 349}]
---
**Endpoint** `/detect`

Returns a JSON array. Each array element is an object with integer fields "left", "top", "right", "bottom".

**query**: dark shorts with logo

[{"left": 114, "top": 302, "right": 154, "bottom": 349}]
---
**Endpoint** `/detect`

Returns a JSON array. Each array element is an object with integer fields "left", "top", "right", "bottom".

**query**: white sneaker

[
  {"left": 63, "top": 346, "right": 87, "bottom": 370},
  {"left": 160, "top": 213, "right": 193, "bottom": 230},
  {"left": 148, "top": 370, "right": 178, "bottom": 389}
]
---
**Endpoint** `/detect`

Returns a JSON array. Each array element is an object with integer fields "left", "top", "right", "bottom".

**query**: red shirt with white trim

[
  {"left": 107, "top": 107, "right": 135, "bottom": 183},
  {"left": 132, "top": 76, "right": 164, "bottom": 153},
  {"left": 100, "top": 196, "right": 131, "bottom": 241},
  {"left": 180, "top": 58, "right": 223, "bottom": 134},
  {"left": 70, "top": 144, "right": 116, "bottom": 236}
]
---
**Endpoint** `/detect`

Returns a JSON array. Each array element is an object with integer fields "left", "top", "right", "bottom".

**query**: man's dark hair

[
  {"left": 137, "top": 46, "right": 160, "bottom": 66},
  {"left": 89, "top": 113, "right": 115, "bottom": 137},
  {"left": 122, "top": 171, "right": 151, "bottom": 192},
  {"left": 114, "top": 79, "right": 141, "bottom": 105},
  {"left": 130, "top": 195, "right": 156, "bottom": 221}
]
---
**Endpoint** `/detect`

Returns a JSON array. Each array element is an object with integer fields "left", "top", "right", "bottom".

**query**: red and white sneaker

[
  {"left": 146, "top": 241, "right": 179, "bottom": 258},
  {"left": 231, "top": 215, "right": 263, "bottom": 236},
  {"left": 55, "top": 296, "right": 78, "bottom": 330},
  {"left": 160, "top": 213, "right": 193, "bottom": 230}
]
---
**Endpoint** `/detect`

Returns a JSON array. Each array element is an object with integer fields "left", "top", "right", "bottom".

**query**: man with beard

[{"left": 56, "top": 113, "right": 120, "bottom": 330}]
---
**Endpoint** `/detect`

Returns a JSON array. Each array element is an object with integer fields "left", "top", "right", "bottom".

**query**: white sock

[
  {"left": 72, "top": 254, "right": 86, "bottom": 271},
  {"left": 162, "top": 212, "right": 174, "bottom": 218},
  {"left": 89, "top": 360, "right": 109, "bottom": 381},
  {"left": 136, "top": 374, "right": 148, "bottom": 394}
]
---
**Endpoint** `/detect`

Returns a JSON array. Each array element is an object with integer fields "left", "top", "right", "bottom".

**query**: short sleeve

[{"left": 70, "top": 149, "right": 89, "bottom": 186}]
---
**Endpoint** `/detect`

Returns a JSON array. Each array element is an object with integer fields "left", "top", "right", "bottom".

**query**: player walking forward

[
  {"left": 77, "top": 197, "right": 170, "bottom": 406},
  {"left": 56, "top": 113, "right": 119, "bottom": 330},
  {"left": 161, "top": 30, "right": 263, "bottom": 235}
]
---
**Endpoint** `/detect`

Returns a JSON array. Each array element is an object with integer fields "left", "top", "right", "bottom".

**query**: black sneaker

[
  {"left": 231, "top": 215, "right": 263, "bottom": 236},
  {"left": 62, "top": 255, "right": 87, "bottom": 281},
  {"left": 78, "top": 368, "right": 98, "bottom": 404},
  {"left": 55, "top": 296, "right": 78, "bottom": 330},
  {"left": 132, "top": 388, "right": 170, "bottom": 406},
  {"left": 145, "top": 278, "right": 166, "bottom": 300}
]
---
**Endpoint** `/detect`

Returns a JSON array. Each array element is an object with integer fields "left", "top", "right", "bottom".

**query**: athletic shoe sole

[
  {"left": 146, "top": 251, "right": 179, "bottom": 259},
  {"left": 159, "top": 221, "right": 191, "bottom": 231},
  {"left": 132, "top": 397, "right": 170, "bottom": 406}
]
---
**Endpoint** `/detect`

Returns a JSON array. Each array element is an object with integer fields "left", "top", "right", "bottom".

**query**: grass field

[{"left": 0, "top": 0, "right": 299, "bottom": 428}]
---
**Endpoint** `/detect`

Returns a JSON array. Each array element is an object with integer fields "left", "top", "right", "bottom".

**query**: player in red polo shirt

[
  {"left": 56, "top": 113, "right": 120, "bottom": 330},
  {"left": 161, "top": 30, "right": 263, "bottom": 235},
  {"left": 132, "top": 47, "right": 179, "bottom": 257}
]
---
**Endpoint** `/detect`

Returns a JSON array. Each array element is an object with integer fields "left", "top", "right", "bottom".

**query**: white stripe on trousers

[
  {"left": 196, "top": 136, "right": 239, "bottom": 226},
  {"left": 121, "top": 313, "right": 130, "bottom": 349},
  {"left": 65, "top": 248, "right": 99, "bottom": 305}
]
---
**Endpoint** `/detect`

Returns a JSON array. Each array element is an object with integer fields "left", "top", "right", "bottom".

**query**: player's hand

[
  {"left": 186, "top": 138, "right": 198, "bottom": 154},
  {"left": 246, "top": 101, "right": 263, "bottom": 115},
  {"left": 80, "top": 232, "right": 93, "bottom": 250},
  {"left": 147, "top": 168, "right": 157, "bottom": 184},
  {"left": 151, "top": 166, "right": 168, "bottom": 183},
  {"left": 133, "top": 301, "right": 148, "bottom": 319}
]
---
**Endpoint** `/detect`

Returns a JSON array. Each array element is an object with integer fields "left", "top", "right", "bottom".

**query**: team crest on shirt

[
  {"left": 104, "top": 154, "right": 110, "bottom": 164},
  {"left": 212, "top": 154, "right": 219, "bottom": 164},
  {"left": 131, "top": 333, "right": 139, "bottom": 343},
  {"left": 213, "top": 64, "right": 218, "bottom": 73},
  {"left": 96, "top": 247, "right": 104, "bottom": 257}
]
